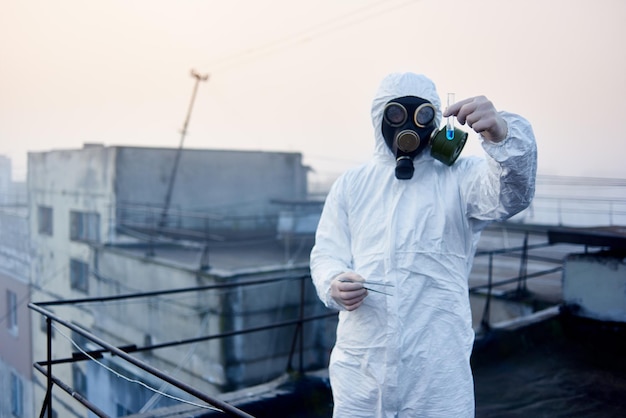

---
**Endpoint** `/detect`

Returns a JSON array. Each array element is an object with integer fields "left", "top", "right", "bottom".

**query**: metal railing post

[
  {"left": 480, "top": 253, "right": 494, "bottom": 332},
  {"left": 286, "top": 275, "right": 306, "bottom": 374},
  {"left": 299, "top": 276, "right": 305, "bottom": 374},
  {"left": 42, "top": 317, "right": 53, "bottom": 418},
  {"left": 516, "top": 233, "right": 529, "bottom": 297}
]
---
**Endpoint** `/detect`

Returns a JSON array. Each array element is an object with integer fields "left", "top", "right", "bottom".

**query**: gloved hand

[
  {"left": 443, "top": 95, "right": 508, "bottom": 143},
  {"left": 330, "top": 272, "right": 368, "bottom": 311}
]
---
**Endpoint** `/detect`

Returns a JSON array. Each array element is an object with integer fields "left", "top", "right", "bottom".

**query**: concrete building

[
  {"left": 0, "top": 155, "right": 26, "bottom": 206},
  {"left": 0, "top": 155, "right": 10, "bottom": 204},
  {"left": 0, "top": 199, "right": 33, "bottom": 417},
  {"left": 27, "top": 144, "right": 329, "bottom": 417}
]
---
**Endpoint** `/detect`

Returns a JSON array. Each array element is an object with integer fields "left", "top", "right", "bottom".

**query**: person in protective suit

[{"left": 310, "top": 72, "right": 537, "bottom": 417}]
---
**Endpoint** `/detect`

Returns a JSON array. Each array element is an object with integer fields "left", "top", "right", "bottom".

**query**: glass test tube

[{"left": 446, "top": 93, "right": 455, "bottom": 140}]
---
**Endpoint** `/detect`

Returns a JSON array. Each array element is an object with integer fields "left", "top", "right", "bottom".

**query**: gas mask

[{"left": 381, "top": 96, "right": 468, "bottom": 179}]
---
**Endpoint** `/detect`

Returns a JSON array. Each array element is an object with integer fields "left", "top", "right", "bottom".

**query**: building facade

[
  {"left": 0, "top": 155, "right": 10, "bottom": 204},
  {"left": 27, "top": 145, "right": 326, "bottom": 417},
  {"left": 0, "top": 204, "right": 33, "bottom": 418}
]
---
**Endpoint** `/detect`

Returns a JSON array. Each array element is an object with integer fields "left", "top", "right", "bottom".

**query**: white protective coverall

[{"left": 310, "top": 72, "right": 537, "bottom": 417}]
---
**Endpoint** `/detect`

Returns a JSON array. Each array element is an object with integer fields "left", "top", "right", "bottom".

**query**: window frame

[
  {"left": 69, "top": 210, "right": 100, "bottom": 242},
  {"left": 10, "top": 371, "right": 23, "bottom": 417},
  {"left": 69, "top": 259, "right": 90, "bottom": 293},
  {"left": 72, "top": 363, "right": 88, "bottom": 398},
  {"left": 37, "top": 205, "right": 54, "bottom": 236},
  {"left": 6, "top": 290, "right": 18, "bottom": 336}
]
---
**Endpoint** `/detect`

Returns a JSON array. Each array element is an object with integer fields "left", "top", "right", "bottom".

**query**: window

[
  {"left": 72, "top": 364, "right": 87, "bottom": 397},
  {"left": 70, "top": 259, "right": 89, "bottom": 293},
  {"left": 10, "top": 372, "right": 23, "bottom": 417},
  {"left": 7, "top": 290, "right": 18, "bottom": 335},
  {"left": 38, "top": 205, "right": 53, "bottom": 236},
  {"left": 117, "top": 404, "right": 132, "bottom": 416},
  {"left": 144, "top": 333, "right": 153, "bottom": 356},
  {"left": 70, "top": 211, "right": 100, "bottom": 242}
]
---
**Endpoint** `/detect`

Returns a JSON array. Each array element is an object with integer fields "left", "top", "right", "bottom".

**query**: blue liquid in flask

[{"left": 446, "top": 129, "right": 454, "bottom": 140}]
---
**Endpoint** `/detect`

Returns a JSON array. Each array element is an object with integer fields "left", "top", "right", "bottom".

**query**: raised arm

[{"left": 445, "top": 96, "right": 538, "bottom": 221}]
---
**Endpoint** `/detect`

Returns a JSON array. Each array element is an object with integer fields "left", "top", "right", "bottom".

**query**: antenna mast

[{"left": 158, "top": 69, "right": 209, "bottom": 230}]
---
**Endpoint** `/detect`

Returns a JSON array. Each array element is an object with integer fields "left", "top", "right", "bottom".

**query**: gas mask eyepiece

[
  {"left": 414, "top": 103, "right": 436, "bottom": 127},
  {"left": 383, "top": 102, "right": 407, "bottom": 126}
]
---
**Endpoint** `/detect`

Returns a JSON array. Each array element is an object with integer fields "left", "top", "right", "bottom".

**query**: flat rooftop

[
  {"left": 548, "top": 225, "right": 626, "bottom": 249},
  {"left": 109, "top": 222, "right": 593, "bottom": 305}
]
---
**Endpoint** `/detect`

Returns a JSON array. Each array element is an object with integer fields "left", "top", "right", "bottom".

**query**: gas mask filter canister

[{"left": 381, "top": 96, "right": 468, "bottom": 179}]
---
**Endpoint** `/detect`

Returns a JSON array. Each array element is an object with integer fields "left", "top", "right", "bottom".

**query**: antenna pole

[{"left": 158, "top": 69, "right": 209, "bottom": 230}]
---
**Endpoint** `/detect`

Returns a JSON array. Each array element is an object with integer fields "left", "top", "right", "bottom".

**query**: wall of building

[
  {"left": 0, "top": 154, "right": 11, "bottom": 204},
  {"left": 28, "top": 145, "right": 117, "bottom": 248},
  {"left": 0, "top": 154, "right": 27, "bottom": 205},
  {"left": 28, "top": 145, "right": 117, "bottom": 418},
  {"left": 0, "top": 208, "right": 34, "bottom": 418},
  {"left": 114, "top": 147, "right": 307, "bottom": 215},
  {"left": 218, "top": 273, "right": 333, "bottom": 391},
  {"left": 113, "top": 148, "right": 308, "bottom": 238},
  {"left": 0, "top": 273, "right": 34, "bottom": 418},
  {"left": 0, "top": 218, "right": 32, "bottom": 376},
  {"left": 563, "top": 251, "right": 626, "bottom": 322},
  {"left": 28, "top": 145, "right": 116, "bottom": 304},
  {"left": 84, "top": 246, "right": 333, "bottom": 413},
  {"left": 0, "top": 209, "right": 30, "bottom": 283},
  {"left": 27, "top": 145, "right": 309, "bottom": 257}
]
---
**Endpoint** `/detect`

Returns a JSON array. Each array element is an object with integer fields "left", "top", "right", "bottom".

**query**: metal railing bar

[
  {"left": 34, "top": 274, "right": 308, "bottom": 307},
  {"left": 532, "top": 195, "right": 626, "bottom": 203},
  {"left": 116, "top": 204, "right": 225, "bottom": 220},
  {"left": 469, "top": 266, "right": 563, "bottom": 293},
  {"left": 34, "top": 344, "right": 137, "bottom": 366},
  {"left": 474, "top": 242, "right": 553, "bottom": 257},
  {"left": 530, "top": 207, "right": 626, "bottom": 216},
  {"left": 130, "top": 312, "right": 335, "bottom": 353},
  {"left": 119, "top": 224, "right": 226, "bottom": 242},
  {"left": 497, "top": 251, "right": 566, "bottom": 264},
  {"left": 36, "top": 311, "right": 337, "bottom": 367},
  {"left": 29, "top": 304, "right": 254, "bottom": 418}
]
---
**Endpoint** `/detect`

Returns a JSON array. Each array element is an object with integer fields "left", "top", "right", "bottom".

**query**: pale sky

[{"left": 2, "top": 0, "right": 625, "bottom": 182}]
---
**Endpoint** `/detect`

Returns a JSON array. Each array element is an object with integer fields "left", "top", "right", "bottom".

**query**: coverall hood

[{"left": 371, "top": 72, "right": 442, "bottom": 161}]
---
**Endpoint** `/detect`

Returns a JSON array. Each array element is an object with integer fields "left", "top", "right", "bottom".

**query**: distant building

[
  {"left": 0, "top": 154, "right": 11, "bottom": 204},
  {"left": 0, "top": 154, "right": 27, "bottom": 206},
  {"left": 0, "top": 202, "right": 33, "bottom": 417},
  {"left": 27, "top": 144, "right": 330, "bottom": 416}
]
